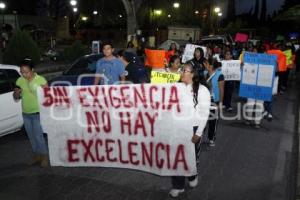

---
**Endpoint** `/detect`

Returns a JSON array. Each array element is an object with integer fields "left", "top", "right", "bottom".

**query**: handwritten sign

[
  {"left": 235, "top": 33, "right": 249, "bottom": 43},
  {"left": 182, "top": 44, "right": 207, "bottom": 63},
  {"left": 151, "top": 71, "right": 181, "bottom": 84},
  {"left": 221, "top": 60, "right": 241, "bottom": 81},
  {"left": 239, "top": 52, "right": 277, "bottom": 101},
  {"left": 38, "top": 84, "right": 204, "bottom": 176}
]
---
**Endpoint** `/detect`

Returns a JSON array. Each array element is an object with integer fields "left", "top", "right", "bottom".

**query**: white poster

[
  {"left": 257, "top": 65, "right": 274, "bottom": 87},
  {"left": 37, "top": 84, "right": 208, "bottom": 176},
  {"left": 272, "top": 76, "right": 279, "bottom": 95},
  {"left": 242, "top": 63, "right": 258, "bottom": 85},
  {"left": 221, "top": 60, "right": 241, "bottom": 81},
  {"left": 182, "top": 44, "right": 207, "bottom": 63}
]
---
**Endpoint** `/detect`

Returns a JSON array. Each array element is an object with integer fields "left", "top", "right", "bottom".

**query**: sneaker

[
  {"left": 27, "top": 155, "right": 41, "bottom": 166},
  {"left": 209, "top": 140, "right": 215, "bottom": 147},
  {"left": 169, "top": 189, "right": 185, "bottom": 198},
  {"left": 245, "top": 120, "right": 251, "bottom": 125},
  {"left": 40, "top": 155, "right": 49, "bottom": 168},
  {"left": 254, "top": 124, "right": 261, "bottom": 129},
  {"left": 226, "top": 107, "right": 233, "bottom": 112},
  {"left": 267, "top": 113, "right": 273, "bottom": 121},
  {"left": 262, "top": 111, "right": 268, "bottom": 118},
  {"left": 189, "top": 176, "right": 198, "bottom": 188}
]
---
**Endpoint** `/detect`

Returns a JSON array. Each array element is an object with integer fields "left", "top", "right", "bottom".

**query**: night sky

[{"left": 216, "top": 0, "right": 285, "bottom": 16}]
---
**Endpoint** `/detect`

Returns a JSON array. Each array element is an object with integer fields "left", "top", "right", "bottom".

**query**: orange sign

[{"left": 145, "top": 49, "right": 168, "bottom": 69}]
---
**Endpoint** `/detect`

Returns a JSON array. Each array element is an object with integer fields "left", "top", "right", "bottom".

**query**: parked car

[
  {"left": 0, "top": 65, "right": 23, "bottom": 137},
  {"left": 49, "top": 52, "right": 144, "bottom": 86},
  {"left": 49, "top": 54, "right": 104, "bottom": 86},
  {"left": 199, "top": 35, "right": 233, "bottom": 45}
]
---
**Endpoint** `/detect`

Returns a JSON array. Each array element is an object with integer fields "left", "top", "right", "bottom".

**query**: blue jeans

[{"left": 22, "top": 113, "right": 48, "bottom": 155}]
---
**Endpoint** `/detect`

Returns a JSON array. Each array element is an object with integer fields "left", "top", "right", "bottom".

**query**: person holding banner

[
  {"left": 169, "top": 63, "right": 211, "bottom": 198},
  {"left": 13, "top": 58, "right": 49, "bottom": 167},
  {"left": 94, "top": 41, "right": 126, "bottom": 85},
  {"left": 223, "top": 50, "right": 235, "bottom": 112},
  {"left": 204, "top": 58, "right": 224, "bottom": 147},
  {"left": 166, "top": 55, "right": 182, "bottom": 74}
]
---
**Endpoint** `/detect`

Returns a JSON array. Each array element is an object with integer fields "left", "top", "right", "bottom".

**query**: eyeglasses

[{"left": 183, "top": 70, "right": 192, "bottom": 73}]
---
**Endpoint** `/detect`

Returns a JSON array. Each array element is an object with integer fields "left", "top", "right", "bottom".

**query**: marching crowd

[{"left": 13, "top": 37, "right": 300, "bottom": 198}]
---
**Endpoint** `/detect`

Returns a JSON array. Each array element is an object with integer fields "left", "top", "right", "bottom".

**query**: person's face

[
  {"left": 103, "top": 45, "right": 114, "bottom": 57},
  {"left": 171, "top": 43, "right": 176, "bottom": 50},
  {"left": 225, "top": 52, "right": 232, "bottom": 60},
  {"left": 180, "top": 65, "right": 193, "bottom": 84},
  {"left": 194, "top": 50, "right": 201, "bottom": 59},
  {"left": 20, "top": 65, "right": 33, "bottom": 80},
  {"left": 171, "top": 58, "right": 181, "bottom": 69}
]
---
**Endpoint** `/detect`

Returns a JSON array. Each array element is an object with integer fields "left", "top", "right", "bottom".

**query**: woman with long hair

[{"left": 169, "top": 63, "right": 210, "bottom": 198}]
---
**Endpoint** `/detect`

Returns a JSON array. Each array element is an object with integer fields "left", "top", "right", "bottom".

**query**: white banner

[
  {"left": 38, "top": 84, "right": 200, "bottom": 176},
  {"left": 221, "top": 60, "right": 241, "bottom": 81},
  {"left": 182, "top": 44, "right": 207, "bottom": 63}
]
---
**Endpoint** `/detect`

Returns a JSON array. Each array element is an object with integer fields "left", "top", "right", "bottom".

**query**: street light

[
  {"left": 0, "top": 2, "right": 6, "bottom": 27},
  {"left": 214, "top": 7, "right": 221, "bottom": 13},
  {"left": 173, "top": 2, "right": 180, "bottom": 8},
  {"left": 168, "top": 14, "right": 171, "bottom": 18},
  {"left": 0, "top": 2, "right": 5, "bottom": 9},
  {"left": 195, "top": 10, "right": 199, "bottom": 15},
  {"left": 218, "top": 12, "right": 223, "bottom": 17},
  {"left": 93, "top": 11, "right": 98, "bottom": 15},
  {"left": 73, "top": 7, "right": 78, "bottom": 13},
  {"left": 154, "top": 9, "right": 162, "bottom": 16},
  {"left": 70, "top": 0, "right": 77, "bottom": 6},
  {"left": 81, "top": 16, "right": 88, "bottom": 21},
  {"left": 119, "top": 14, "right": 123, "bottom": 18}
]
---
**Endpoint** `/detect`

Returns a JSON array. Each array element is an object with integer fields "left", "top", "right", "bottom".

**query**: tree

[
  {"left": 227, "top": 0, "right": 236, "bottom": 21},
  {"left": 121, "top": 0, "right": 144, "bottom": 40},
  {"left": 3, "top": 31, "right": 40, "bottom": 65},
  {"left": 260, "top": 0, "right": 267, "bottom": 22},
  {"left": 254, "top": 0, "right": 260, "bottom": 20},
  {"left": 281, "top": 0, "right": 299, "bottom": 10}
]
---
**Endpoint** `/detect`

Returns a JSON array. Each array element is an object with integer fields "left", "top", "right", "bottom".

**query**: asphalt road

[{"left": 0, "top": 76, "right": 299, "bottom": 200}]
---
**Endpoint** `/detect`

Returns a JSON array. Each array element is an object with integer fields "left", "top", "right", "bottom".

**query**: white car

[{"left": 0, "top": 64, "right": 23, "bottom": 136}]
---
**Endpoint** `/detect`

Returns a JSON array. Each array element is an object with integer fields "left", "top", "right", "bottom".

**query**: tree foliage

[{"left": 3, "top": 30, "right": 40, "bottom": 65}]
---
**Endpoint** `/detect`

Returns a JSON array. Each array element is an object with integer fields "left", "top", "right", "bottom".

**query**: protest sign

[
  {"left": 151, "top": 71, "right": 181, "bottom": 84},
  {"left": 145, "top": 49, "right": 166, "bottom": 69},
  {"left": 235, "top": 33, "right": 249, "bottom": 42},
  {"left": 221, "top": 60, "right": 241, "bottom": 81},
  {"left": 182, "top": 44, "right": 207, "bottom": 63},
  {"left": 239, "top": 52, "right": 277, "bottom": 101},
  {"left": 38, "top": 84, "right": 201, "bottom": 176}
]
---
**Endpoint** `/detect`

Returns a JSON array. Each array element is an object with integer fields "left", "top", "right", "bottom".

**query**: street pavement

[{"left": 0, "top": 76, "right": 299, "bottom": 200}]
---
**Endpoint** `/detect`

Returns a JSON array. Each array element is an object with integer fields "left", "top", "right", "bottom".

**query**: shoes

[
  {"left": 169, "top": 189, "right": 185, "bottom": 198},
  {"left": 189, "top": 176, "right": 198, "bottom": 188},
  {"left": 245, "top": 120, "right": 251, "bottom": 125},
  {"left": 262, "top": 111, "right": 268, "bottom": 118},
  {"left": 254, "top": 124, "right": 261, "bottom": 129},
  {"left": 226, "top": 107, "right": 233, "bottom": 112},
  {"left": 27, "top": 155, "right": 41, "bottom": 166},
  {"left": 40, "top": 155, "right": 49, "bottom": 168},
  {"left": 209, "top": 140, "right": 215, "bottom": 147},
  {"left": 267, "top": 113, "right": 273, "bottom": 121}
]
